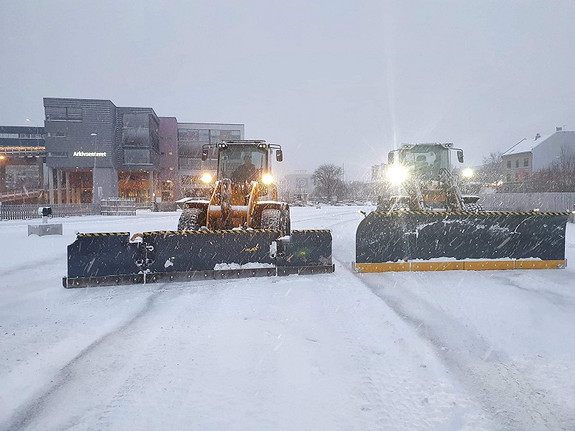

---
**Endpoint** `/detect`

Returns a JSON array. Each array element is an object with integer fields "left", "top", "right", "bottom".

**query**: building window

[
  {"left": 219, "top": 130, "right": 241, "bottom": 140},
  {"left": 123, "top": 113, "right": 150, "bottom": 147},
  {"left": 515, "top": 160, "right": 519, "bottom": 168},
  {"left": 179, "top": 158, "right": 202, "bottom": 170},
  {"left": 506, "top": 160, "right": 511, "bottom": 168},
  {"left": 178, "top": 142, "right": 202, "bottom": 158},
  {"left": 0, "top": 133, "right": 19, "bottom": 138},
  {"left": 67, "top": 107, "right": 82, "bottom": 120},
  {"left": 47, "top": 151, "right": 68, "bottom": 158},
  {"left": 178, "top": 129, "right": 200, "bottom": 141},
  {"left": 524, "top": 158, "right": 529, "bottom": 167},
  {"left": 124, "top": 148, "right": 150, "bottom": 164},
  {"left": 18, "top": 133, "right": 43, "bottom": 139},
  {"left": 45, "top": 106, "right": 83, "bottom": 121},
  {"left": 210, "top": 130, "right": 221, "bottom": 141}
]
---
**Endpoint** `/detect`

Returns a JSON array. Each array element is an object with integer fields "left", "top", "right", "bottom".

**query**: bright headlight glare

[
  {"left": 386, "top": 165, "right": 409, "bottom": 185},
  {"left": 262, "top": 173, "right": 274, "bottom": 185},
  {"left": 200, "top": 172, "right": 213, "bottom": 184},
  {"left": 462, "top": 168, "right": 474, "bottom": 178}
]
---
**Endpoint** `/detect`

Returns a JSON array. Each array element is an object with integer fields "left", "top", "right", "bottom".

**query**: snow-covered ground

[{"left": 1, "top": 206, "right": 574, "bottom": 430}]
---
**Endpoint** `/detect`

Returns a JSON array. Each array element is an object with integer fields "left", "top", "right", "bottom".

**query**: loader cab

[
  {"left": 217, "top": 145, "right": 268, "bottom": 183},
  {"left": 395, "top": 144, "right": 450, "bottom": 179},
  {"left": 200, "top": 140, "right": 282, "bottom": 184}
]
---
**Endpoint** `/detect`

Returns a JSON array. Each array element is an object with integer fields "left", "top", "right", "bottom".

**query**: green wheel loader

[{"left": 355, "top": 143, "right": 569, "bottom": 272}]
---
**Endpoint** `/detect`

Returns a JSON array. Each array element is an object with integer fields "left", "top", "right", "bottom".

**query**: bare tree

[
  {"left": 312, "top": 164, "right": 346, "bottom": 202},
  {"left": 478, "top": 151, "right": 504, "bottom": 185},
  {"left": 528, "top": 145, "right": 575, "bottom": 192}
]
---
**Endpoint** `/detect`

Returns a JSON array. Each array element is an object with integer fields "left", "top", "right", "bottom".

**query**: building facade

[
  {"left": 158, "top": 117, "right": 180, "bottom": 201},
  {"left": 41, "top": 98, "right": 245, "bottom": 203},
  {"left": 43, "top": 98, "right": 160, "bottom": 203},
  {"left": 0, "top": 126, "right": 46, "bottom": 196},
  {"left": 177, "top": 123, "right": 244, "bottom": 197},
  {"left": 502, "top": 128, "right": 575, "bottom": 191}
]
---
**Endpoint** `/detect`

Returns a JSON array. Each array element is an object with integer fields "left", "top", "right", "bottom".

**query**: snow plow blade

[
  {"left": 63, "top": 229, "right": 334, "bottom": 288},
  {"left": 354, "top": 211, "right": 569, "bottom": 272}
]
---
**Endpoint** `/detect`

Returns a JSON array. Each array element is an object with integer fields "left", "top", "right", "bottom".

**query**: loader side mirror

[
  {"left": 276, "top": 149, "right": 283, "bottom": 162},
  {"left": 201, "top": 149, "right": 208, "bottom": 161},
  {"left": 457, "top": 150, "right": 464, "bottom": 163},
  {"left": 388, "top": 152, "right": 394, "bottom": 164}
]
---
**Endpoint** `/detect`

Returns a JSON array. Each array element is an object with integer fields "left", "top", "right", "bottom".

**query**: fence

[
  {"left": 479, "top": 192, "right": 575, "bottom": 212},
  {"left": 0, "top": 203, "right": 100, "bottom": 221},
  {"left": 135, "top": 202, "right": 154, "bottom": 211},
  {"left": 100, "top": 198, "right": 136, "bottom": 216}
]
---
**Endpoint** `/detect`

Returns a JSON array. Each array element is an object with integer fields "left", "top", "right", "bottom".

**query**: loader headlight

[
  {"left": 386, "top": 165, "right": 409, "bottom": 185},
  {"left": 462, "top": 168, "right": 474, "bottom": 179},
  {"left": 262, "top": 173, "right": 274, "bottom": 185},
  {"left": 200, "top": 172, "right": 213, "bottom": 184}
]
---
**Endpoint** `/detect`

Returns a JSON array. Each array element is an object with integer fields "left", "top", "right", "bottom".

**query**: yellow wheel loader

[
  {"left": 355, "top": 143, "right": 569, "bottom": 273},
  {"left": 63, "top": 141, "right": 333, "bottom": 288},
  {"left": 177, "top": 141, "right": 290, "bottom": 234}
]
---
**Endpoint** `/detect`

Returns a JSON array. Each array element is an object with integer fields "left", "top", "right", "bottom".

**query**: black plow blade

[
  {"left": 64, "top": 229, "right": 334, "bottom": 288},
  {"left": 354, "top": 211, "right": 569, "bottom": 272}
]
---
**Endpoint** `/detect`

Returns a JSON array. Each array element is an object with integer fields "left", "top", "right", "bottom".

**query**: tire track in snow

[
  {"left": 4, "top": 206, "right": 363, "bottom": 429},
  {"left": 354, "top": 274, "right": 574, "bottom": 431},
  {"left": 85, "top": 282, "right": 229, "bottom": 431},
  {"left": 319, "top": 208, "right": 574, "bottom": 429},
  {"left": 3, "top": 289, "right": 162, "bottom": 431},
  {"left": 3, "top": 281, "right": 230, "bottom": 431},
  {"left": 331, "top": 259, "right": 494, "bottom": 429},
  {"left": 487, "top": 272, "right": 575, "bottom": 313},
  {"left": 0, "top": 256, "right": 62, "bottom": 278}
]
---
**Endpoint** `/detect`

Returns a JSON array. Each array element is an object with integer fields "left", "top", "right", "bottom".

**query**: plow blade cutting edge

[
  {"left": 354, "top": 211, "right": 569, "bottom": 272},
  {"left": 64, "top": 229, "right": 334, "bottom": 288}
]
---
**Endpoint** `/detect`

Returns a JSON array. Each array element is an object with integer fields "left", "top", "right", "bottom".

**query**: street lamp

[
  {"left": 26, "top": 118, "right": 44, "bottom": 193},
  {"left": 26, "top": 118, "right": 40, "bottom": 147},
  {"left": 91, "top": 133, "right": 98, "bottom": 203}
]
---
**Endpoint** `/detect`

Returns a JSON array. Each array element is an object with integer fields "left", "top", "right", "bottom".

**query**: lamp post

[
  {"left": 91, "top": 133, "right": 98, "bottom": 204},
  {"left": 26, "top": 118, "right": 45, "bottom": 197},
  {"left": 0, "top": 154, "right": 7, "bottom": 193},
  {"left": 26, "top": 118, "right": 35, "bottom": 144}
]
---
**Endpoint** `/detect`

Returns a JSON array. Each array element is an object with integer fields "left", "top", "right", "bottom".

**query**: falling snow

[{"left": 1, "top": 206, "right": 574, "bottom": 430}]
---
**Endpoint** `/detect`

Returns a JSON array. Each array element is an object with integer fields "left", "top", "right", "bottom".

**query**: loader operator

[{"left": 232, "top": 154, "right": 257, "bottom": 182}]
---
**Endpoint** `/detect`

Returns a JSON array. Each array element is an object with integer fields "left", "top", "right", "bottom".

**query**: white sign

[{"left": 73, "top": 151, "right": 107, "bottom": 157}]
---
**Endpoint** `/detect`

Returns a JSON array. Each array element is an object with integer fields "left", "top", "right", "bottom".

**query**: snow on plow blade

[
  {"left": 354, "top": 211, "right": 569, "bottom": 272},
  {"left": 63, "top": 229, "right": 334, "bottom": 288}
]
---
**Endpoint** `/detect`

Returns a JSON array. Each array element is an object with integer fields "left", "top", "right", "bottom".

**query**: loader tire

[
  {"left": 261, "top": 208, "right": 290, "bottom": 236},
  {"left": 178, "top": 208, "right": 203, "bottom": 231}
]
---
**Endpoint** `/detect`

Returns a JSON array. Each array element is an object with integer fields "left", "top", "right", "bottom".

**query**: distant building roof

[{"left": 502, "top": 133, "right": 552, "bottom": 156}]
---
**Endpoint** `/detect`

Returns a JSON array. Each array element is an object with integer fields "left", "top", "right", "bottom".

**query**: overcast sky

[{"left": 1, "top": 0, "right": 574, "bottom": 180}]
